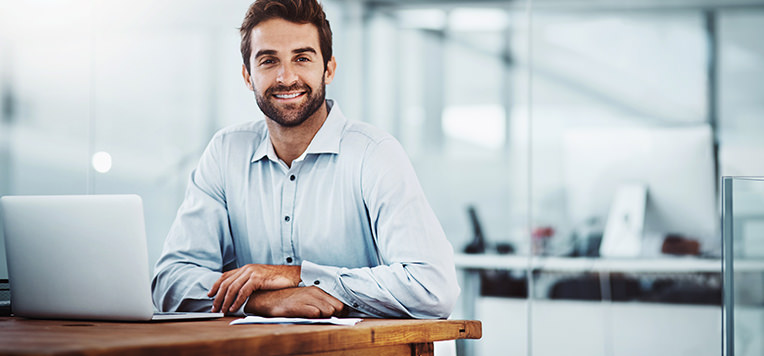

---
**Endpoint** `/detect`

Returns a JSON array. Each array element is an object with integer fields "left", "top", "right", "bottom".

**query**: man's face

[{"left": 243, "top": 18, "right": 335, "bottom": 127}]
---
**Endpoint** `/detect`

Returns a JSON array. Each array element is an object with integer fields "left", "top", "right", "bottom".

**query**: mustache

[{"left": 265, "top": 83, "right": 311, "bottom": 96}]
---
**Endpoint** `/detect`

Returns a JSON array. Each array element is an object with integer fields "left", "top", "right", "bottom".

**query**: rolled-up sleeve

[
  {"left": 151, "top": 134, "right": 238, "bottom": 313},
  {"left": 301, "top": 137, "right": 460, "bottom": 319}
]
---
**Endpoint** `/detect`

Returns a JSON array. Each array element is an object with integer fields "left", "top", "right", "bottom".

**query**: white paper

[{"left": 230, "top": 316, "right": 362, "bottom": 326}]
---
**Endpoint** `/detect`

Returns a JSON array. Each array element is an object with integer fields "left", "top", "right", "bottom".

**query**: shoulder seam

[{"left": 343, "top": 122, "right": 392, "bottom": 145}]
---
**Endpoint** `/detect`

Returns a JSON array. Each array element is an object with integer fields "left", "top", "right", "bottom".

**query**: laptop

[{"left": 0, "top": 194, "right": 224, "bottom": 321}]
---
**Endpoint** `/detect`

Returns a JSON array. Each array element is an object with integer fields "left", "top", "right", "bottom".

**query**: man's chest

[{"left": 223, "top": 155, "right": 378, "bottom": 266}]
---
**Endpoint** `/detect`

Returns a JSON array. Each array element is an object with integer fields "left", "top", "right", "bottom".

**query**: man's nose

[{"left": 276, "top": 64, "right": 298, "bottom": 85}]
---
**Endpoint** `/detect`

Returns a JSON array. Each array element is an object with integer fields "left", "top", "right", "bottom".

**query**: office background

[{"left": 1, "top": 0, "right": 763, "bottom": 355}]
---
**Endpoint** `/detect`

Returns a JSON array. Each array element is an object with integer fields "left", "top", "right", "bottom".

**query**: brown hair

[{"left": 240, "top": 0, "right": 333, "bottom": 74}]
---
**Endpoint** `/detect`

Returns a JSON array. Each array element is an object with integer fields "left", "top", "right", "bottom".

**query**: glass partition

[
  {"left": 525, "top": 1, "right": 764, "bottom": 356},
  {"left": 360, "top": 4, "right": 533, "bottom": 355},
  {"left": 722, "top": 177, "right": 764, "bottom": 356}
]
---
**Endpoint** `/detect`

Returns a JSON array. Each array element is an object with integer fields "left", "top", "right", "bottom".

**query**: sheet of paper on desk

[{"left": 230, "top": 316, "right": 362, "bottom": 326}]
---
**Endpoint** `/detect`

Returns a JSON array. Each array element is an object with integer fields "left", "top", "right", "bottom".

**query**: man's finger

[
  {"left": 302, "top": 305, "right": 322, "bottom": 319},
  {"left": 230, "top": 280, "right": 256, "bottom": 312},
  {"left": 329, "top": 298, "right": 344, "bottom": 316},
  {"left": 313, "top": 300, "right": 336, "bottom": 318},
  {"left": 227, "top": 269, "right": 268, "bottom": 312},
  {"left": 210, "top": 268, "right": 237, "bottom": 301},
  {"left": 310, "top": 286, "right": 344, "bottom": 316},
  {"left": 220, "top": 272, "right": 251, "bottom": 313},
  {"left": 305, "top": 289, "right": 337, "bottom": 318},
  {"left": 208, "top": 275, "right": 224, "bottom": 297},
  {"left": 320, "top": 289, "right": 345, "bottom": 313},
  {"left": 212, "top": 274, "right": 237, "bottom": 312}
]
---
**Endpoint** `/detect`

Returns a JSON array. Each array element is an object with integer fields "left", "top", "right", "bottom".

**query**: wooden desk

[{"left": 0, "top": 317, "right": 481, "bottom": 356}]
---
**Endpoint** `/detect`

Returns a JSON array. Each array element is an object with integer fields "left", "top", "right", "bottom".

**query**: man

[{"left": 151, "top": 0, "right": 459, "bottom": 319}]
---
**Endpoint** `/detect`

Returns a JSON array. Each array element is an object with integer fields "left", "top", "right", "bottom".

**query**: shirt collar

[
  {"left": 301, "top": 99, "right": 345, "bottom": 156},
  {"left": 251, "top": 99, "right": 346, "bottom": 163},
  {"left": 251, "top": 127, "right": 271, "bottom": 163}
]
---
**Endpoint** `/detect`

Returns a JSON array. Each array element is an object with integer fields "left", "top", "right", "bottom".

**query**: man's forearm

[
  {"left": 244, "top": 287, "right": 346, "bottom": 318},
  {"left": 300, "top": 260, "right": 459, "bottom": 319},
  {"left": 152, "top": 262, "right": 223, "bottom": 312},
  {"left": 244, "top": 289, "right": 271, "bottom": 315}
]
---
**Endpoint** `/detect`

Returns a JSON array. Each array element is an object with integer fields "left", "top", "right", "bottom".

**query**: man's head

[
  {"left": 240, "top": 0, "right": 333, "bottom": 75},
  {"left": 240, "top": 0, "right": 336, "bottom": 128}
]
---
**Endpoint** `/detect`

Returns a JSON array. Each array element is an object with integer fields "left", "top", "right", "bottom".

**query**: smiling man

[{"left": 151, "top": 0, "right": 459, "bottom": 319}]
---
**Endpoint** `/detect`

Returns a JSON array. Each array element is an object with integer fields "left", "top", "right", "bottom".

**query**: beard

[{"left": 254, "top": 78, "right": 326, "bottom": 128}]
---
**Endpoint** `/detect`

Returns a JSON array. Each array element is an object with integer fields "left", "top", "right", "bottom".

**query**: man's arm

[
  {"left": 152, "top": 135, "right": 237, "bottom": 313},
  {"left": 244, "top": 287, "right": 345, "bottom": 318},
  {"left": 300, "top": 137, "right": 460, "bottom": 319},
  {"left": 204, "top": 138, "right": 458, "bottom": 319}
]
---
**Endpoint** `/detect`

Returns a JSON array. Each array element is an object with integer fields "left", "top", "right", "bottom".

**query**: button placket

[{"left": 280, "top": 164, "right": 299, "bottom": 264}]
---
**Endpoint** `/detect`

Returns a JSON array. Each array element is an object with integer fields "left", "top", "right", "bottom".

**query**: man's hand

[
  {"left": 208, "top": 264, "right": 301, "bottom": 313},
  {"left": 246, "top": 287, "right": 345, "bottom": 318}
]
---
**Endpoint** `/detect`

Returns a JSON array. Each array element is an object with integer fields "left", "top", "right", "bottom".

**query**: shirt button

[
  {"left": 353, "top": 303, "right": 359, "bottom": 308},
  {"left": 313, "top": 280, "right": 320, "bottom": 285},
  {"left": 290, "top": 175, "right": 296, "bottom": 181},
  {"left": 286, "top": 257, "right": 293, "bottom": 263},
  {"left": 284, "top": 216, "right": 290, "bottom": 222}
]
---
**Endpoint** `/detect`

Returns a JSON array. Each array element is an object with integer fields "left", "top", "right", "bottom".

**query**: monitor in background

[{"left": 563, "top": 125, "right": 719, "bottom": 256}]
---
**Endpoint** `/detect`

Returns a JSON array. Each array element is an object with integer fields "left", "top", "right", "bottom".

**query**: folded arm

[
  {"left": 154, "top": 134, "right": 459, "bottom": 319},
  {"left": 152, "top": 137, "right": 237, "bottom": 313},
  {"left": 299, "top": 137, "right": 460, "bottom": 319}
]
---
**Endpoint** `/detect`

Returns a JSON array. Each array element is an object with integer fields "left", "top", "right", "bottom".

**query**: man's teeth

[{"left": 275, "top": 93, "right": 302, "bottom": 99}]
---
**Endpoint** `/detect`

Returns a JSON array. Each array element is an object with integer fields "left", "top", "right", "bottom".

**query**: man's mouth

[{"left": 273, "top": 92, "right": 306, "bottom": 100}]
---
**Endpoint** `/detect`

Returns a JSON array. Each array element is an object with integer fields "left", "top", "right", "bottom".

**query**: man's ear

[
  {"left": 324, "top": 56, "right": 337, "bottom": 85},
  {"left": 242, "top": 64, "right": 254, "bottom": 91}
]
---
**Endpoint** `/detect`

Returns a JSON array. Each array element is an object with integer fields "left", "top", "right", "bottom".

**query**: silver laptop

[{"left": 0, "top": 194, "right": 223, "bottom": 321}]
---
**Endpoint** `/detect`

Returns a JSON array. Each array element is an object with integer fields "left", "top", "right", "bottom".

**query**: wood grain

[
  {"left": 0, "top": 317, "right": 481, "bottom": 356},
  {"left": 411, "top": 342, "right": 435, "bottom": 356}
]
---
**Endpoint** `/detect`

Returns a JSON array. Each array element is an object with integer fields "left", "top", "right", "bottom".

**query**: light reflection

[{"left": 91, "top": 151, "right": 112, "bottom": 174}]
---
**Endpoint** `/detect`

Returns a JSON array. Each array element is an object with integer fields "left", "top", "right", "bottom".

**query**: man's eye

[
  {"left": 296, "top": 57, "right": 310, "bottom": 62},
  {"left": 260, "top": 59, "right": 275, "bottom": 65}
]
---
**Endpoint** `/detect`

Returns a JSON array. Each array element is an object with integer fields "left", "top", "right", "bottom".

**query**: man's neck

[{"left": 266, "top": 102, "right": 329, "bottom": 168}]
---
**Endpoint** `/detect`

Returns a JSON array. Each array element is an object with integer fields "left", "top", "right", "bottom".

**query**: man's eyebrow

[
  {"left": 293, "top": 47, "right": 317, "bottom": 55},
  {"left": 255, "top": 49, "right": 277, "bottom": 58}
]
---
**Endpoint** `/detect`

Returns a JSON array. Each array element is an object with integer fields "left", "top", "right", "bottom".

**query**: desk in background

[
  {"left": 452, "top": 253, "right": 737, "bottom": 356},
  {"left": 454, "top": 253, "right": 735, "bottom": 321},
  {"left": 0, "top": 317, "right": 481, "bottom": 356},
  {"left": 454, "top": 254, "right": 764, "bottom": 315}
]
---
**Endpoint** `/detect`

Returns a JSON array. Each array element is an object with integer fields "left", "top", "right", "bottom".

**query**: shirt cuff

[
  {"left": 300, "top": 260, "right": 342, "bottom": 294},
  {"left": 300, "top": 260, "right": 375, "bottom": 317}
]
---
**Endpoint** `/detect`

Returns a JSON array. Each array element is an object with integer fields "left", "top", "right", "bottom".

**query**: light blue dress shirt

[{"left": 151, "top": 100, "right": 459, "bottom": 318}]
